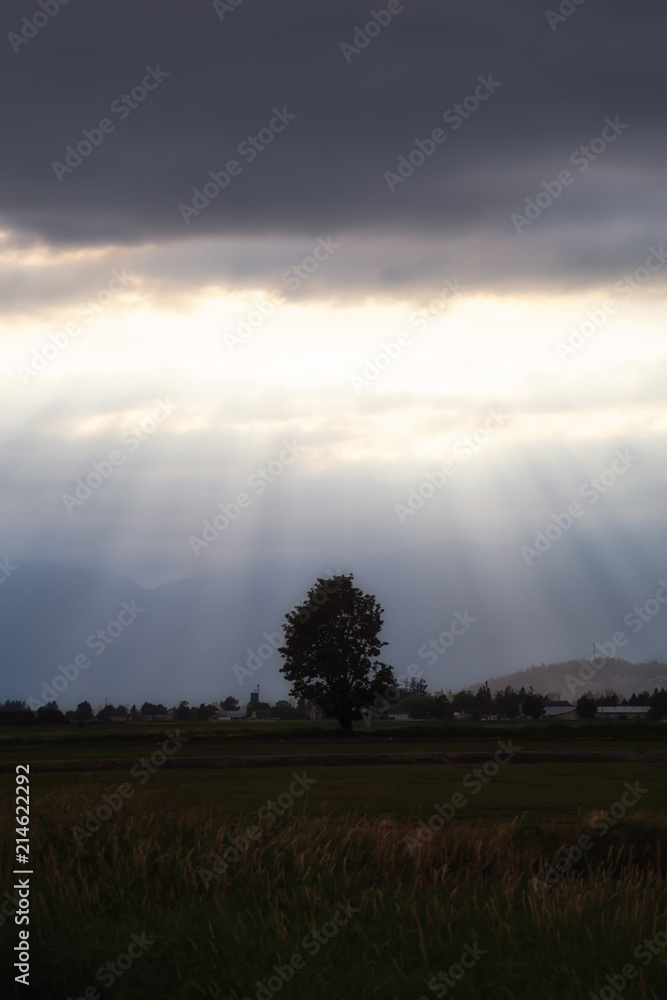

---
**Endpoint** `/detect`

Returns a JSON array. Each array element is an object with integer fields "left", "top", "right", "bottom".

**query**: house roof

[{"left": 596, "top": 705, "right": 650, "bottom": 714}]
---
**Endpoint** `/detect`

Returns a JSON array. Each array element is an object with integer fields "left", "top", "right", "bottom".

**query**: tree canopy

[{"left": 278, "top": 573, "right": 394, "bottom": 735}]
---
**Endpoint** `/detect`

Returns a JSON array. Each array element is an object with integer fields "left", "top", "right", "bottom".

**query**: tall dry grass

[{"left": 2, "top": 790, "right": 666, "bottom": 999}]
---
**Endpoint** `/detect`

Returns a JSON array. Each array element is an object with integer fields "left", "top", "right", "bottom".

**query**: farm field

[
  {"left": 2, "top": 719, "right": 667, "bottom": 762},
  {"left": 2, "top": 725, "right": 667, "bottom": 1000}
]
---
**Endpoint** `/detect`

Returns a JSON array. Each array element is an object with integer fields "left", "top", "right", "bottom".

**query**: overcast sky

[{"left": 2, "top": 0, "right": 667, "bottom": 703}]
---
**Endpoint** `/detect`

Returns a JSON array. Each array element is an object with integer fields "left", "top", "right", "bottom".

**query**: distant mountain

[{"left": 474, "top": 658, "right": 667, "bottom": 700}]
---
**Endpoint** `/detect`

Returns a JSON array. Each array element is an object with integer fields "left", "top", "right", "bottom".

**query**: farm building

[
  {"left": 543, "top": 702, "right": 577, "bottom": 720},
  {"left": 596, "top": 706, "right": 651, "bottom": 719}
]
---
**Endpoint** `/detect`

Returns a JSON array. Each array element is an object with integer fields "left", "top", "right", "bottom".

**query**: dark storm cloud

[{"left": 2, "top": 0, "right": 666, "bottom": 287}]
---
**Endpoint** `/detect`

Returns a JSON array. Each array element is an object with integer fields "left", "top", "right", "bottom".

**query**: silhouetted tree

[
  {"left": 74, "top": 701, "right": 93, "bottom": 721},
  {"left": 278, "top": 573, "right": 394, "bottom": 735},
  {"left": 222, "top": 696, "right": 240, "bottom": 711},
  {"left": 576, "top": 694, "right": 597, "bottom": 719},
  {"left": 246, "top": 700, "right": 272, "bottom": 716},
  {"left": 451, "top": 690, "right": 477, "bottom": 714},
  {"left": 431, "top": 694, "right": 453, "bottom": 719},
  {"left": 141, "top": 702, "right": 167, "bottom": 717},
  {"left": 96, "top": 704, "right": 118, "bottom": 722},
  {"left": 522, "top": 692, "right": 545, "bottom": 719},
  {"left": 474, "top": 682, "right": 493, "bottom": 713},
  {"left": 195, "top": 703, "right": 217, "bottom": 720},
  {"left": 649, "top": 687, "right": 667, "bottom": 718},
  {"left": 271, "top": 700, "right": 309, "bottom": 720},
  {"left": 36, "top": 701, "right": 66, "bottom": 724},
  {"left": 398, "top": 695, "right": 433, "bottom": 719},
  {"left": 493, "top": 686, "right": 521, "bottom": 719}
]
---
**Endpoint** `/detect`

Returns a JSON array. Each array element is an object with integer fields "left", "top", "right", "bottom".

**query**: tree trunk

[{"left": 337, "top": 711, "right": 355, "bottom": 736}]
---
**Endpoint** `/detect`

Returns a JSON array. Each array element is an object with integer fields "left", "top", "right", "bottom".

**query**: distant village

[{"left": 1, "top": 679, "right": 665, "bottom": 725}]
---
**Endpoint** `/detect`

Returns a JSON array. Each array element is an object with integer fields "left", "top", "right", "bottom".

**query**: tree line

[{"left": 2, "top": 683, "right": 665, "bottom": 726}]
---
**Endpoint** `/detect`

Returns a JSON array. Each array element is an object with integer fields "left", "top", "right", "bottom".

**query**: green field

[
  {"left": 2, "top": 723, "right": 667, "bottom": 999},
  {"left": 1, "top": 717, "right": 667, "bottom": 761}
]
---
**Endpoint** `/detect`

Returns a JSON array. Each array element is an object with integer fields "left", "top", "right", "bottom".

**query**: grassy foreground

[{"left": 2, "top": 760, "right": 667, "bottom": 999}]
